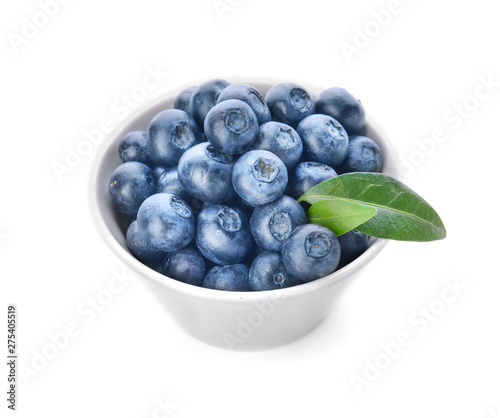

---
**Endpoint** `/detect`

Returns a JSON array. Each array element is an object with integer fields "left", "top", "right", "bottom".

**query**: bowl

[{"left": 90, "top": 81, "right": 399, "bottom": 351}]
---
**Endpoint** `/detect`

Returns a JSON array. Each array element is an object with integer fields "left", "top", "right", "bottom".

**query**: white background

[{"left": 2, "top": 0, "right": 500, "bottom": 417}]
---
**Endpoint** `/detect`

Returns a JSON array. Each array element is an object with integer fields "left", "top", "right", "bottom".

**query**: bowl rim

[{"left": 89, "top": 79, "right": 397, "bottom": 303}]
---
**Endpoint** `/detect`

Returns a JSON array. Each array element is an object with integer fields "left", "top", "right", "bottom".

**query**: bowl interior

[{"left": 91, "top": 81, "right": 399, "bottom": 300}]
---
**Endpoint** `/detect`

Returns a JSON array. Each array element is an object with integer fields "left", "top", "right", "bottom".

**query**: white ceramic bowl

[{"left": 90, "top": 81, "right": 398, "bottom": 351}]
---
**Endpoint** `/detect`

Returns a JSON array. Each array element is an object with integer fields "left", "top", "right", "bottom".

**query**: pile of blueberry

[{"left": 108, "top": 80, "right": 383, "bottom": 291}]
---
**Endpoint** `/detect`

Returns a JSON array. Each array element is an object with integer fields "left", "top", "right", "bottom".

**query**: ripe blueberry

[
  {"left": 156, "top": 167, "right": 191, "bottom": 201},
  {"left": 250, "top": 195, "right": 307, "bottom": 251},
  {"left": 109, "top": 162, "right": 157, "bottom": 217},
  {"left": 119, "top": 131, "right": 154, "bottom": 167},
  {"left": 174, "top": 86, "right": 197, "bottom": 114},
  {"left": 177, "top": 142, "right": 237, "bottom": 203},
  {"left": 287, "top": 161, "right": 338, "bottom": 199},
  {"left": 316, "top": 87, "right": 366, "bottom": 135},
  {"left": 232, "top": 150, "right": 288, "bottom": 206},
  {"left": 196, "top": 204, "right": 253, "bottom": 265},
  {"left": 337, "top": 230, "right": 370, "bottom": 268},
  {"left": 265, "top": 82, "right": 315, "bottom": 128},
  {"left": 297, "top": 114, "right": 349, "bottom": 167},
  {"left": 202, "top": 264, "right": 251, "bottom": 291},
  {"left": 249, "top": 252, "right": 300, "bottom": 291},
  {"left": 281, "top": 224, "right": 341, "bottom": 282},
  {"left": 157, "top": 246, "right": 206, "bottom": 286},
  {"left": 126, "top": 220, "right": 166, "bottom": 266},
  {"left": 336, "top": 135, "right": 383, "bottom": 174},
  {"left": 190, "top": 79, "right": 231, "bottom": 127},
  {"left": 147, "top": 109, "right": 202, "bottom": 168},
  {"left": 204, "top": 99, "right": 259, "bottom": 154},
  {"left": 216, "top": 83, "right": 271, "bottom": 125},
  {"left": 250, "top": 121, "right": 303, "bottom": 169},
  {"left": 137, "top": 193, "right": 195, "bottom": 252}
]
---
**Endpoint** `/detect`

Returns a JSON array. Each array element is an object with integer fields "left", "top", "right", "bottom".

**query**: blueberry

[
  {"left": 336, "top": 135, "right": 383, "bottom": 174},
  {"left": 281, "top": 224, "right": 341, "bottom": 282},
  {"left": 109, "top": 162, "right": 157, "bottom": 217},
  {"left": 152, "top": 166, "right": 167, "bottom": 180},
  {"left": 287, "top": 161, "right": 338, "bottom": 199},
  {"left": 265, "top": 83, "right": 315, "bottom": 128},
  {"left": 250, "top": 195, "right": 307, "bottom": 251},
  {"left": 157, "top": 246, "right": 206, "bottom": 286},
  {"left": 316, "top": 87, "right": 366, "bottom": 135},
  {"left": 189, "top": 79, "right": 231, "bottom": 127},
  {"left": 147, "top": 109, "right": 202, "bottom": 168},
  {"left": 119, "top": 131, "right": 154, "bottom": 167},
  {"left": 297, "top": 114, "right": 349, "bottom": 167},
  {"left": 250, "top": 121, "right": 303, "bottom": 169},
  {"left": 337, "top": 230, "right": 370, "bottom": 268},
  {"left": 249, "top": 252, "right": 301, "bottom": 291},
  {"left": 232, "top": 150, "right": 288, "bottom": 206},
  {"left": 137, "top": 193, "right": 195, "bottom": 252},
  {"left": 177, "top": 142, "right": 236, "bottom": 203},
  {"left": 202, "top": 264, "right": 251, "bottom": 291},
  {"left": 196, "top": 205, "right": 253, "bottom": 265},
  {"left": 204, "top": 99, "right": 259, "bottom": 154},
  {"left": 156, "top": 167, "right": 191, "bottom": 201},
  {"left": 126, "top": 220, "right": 166, "bottom": 265},
  {"left": 216, "top": 83, "right": 271, "bottom": 125},
  {"left": 174, "top": 86, "right": 197, "bottom": 113}
]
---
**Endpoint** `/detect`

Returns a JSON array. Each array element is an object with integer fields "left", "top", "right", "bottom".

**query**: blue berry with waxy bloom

[
  {"left": 177, "top": 142, "right": 237, "bottom": 203},
  {"left": 137, "top": 193, "right": 195, "bottom": 252},
  {"left": 232, "top": 150, "right": 288, "bottom": 206},
  {"left": 202, "top": 264, "right": 251, "bottom": 291},
  {"left": 196, "top": 204, "right": 253, "bottom": 265},
  {"left": 315, "top": 87, "right": 366, "bottom": 135},
  {"left": 174, "top": 86, "right": 197, "bottom": 113},
  {"left": 281, "top": 224, "right": 341, "bottom": 283},
  {"left": 337, "top": 230, "right": 370, "bottom": 268},
  {"left": 297, "top": 114, "right": 349, "bottom": 167},
  {"left": 250, "top": 195, "right": 307, "bottom": 252},
  {"left": 336, "top": 135, "right": 383, "bottom": 174},
  {"left": 265, "top": 82, "right": 315, "bottom": 128},
  {"left": 156, "top": 167, "right": 191, "bottom": 201},
  {"left": 119, "top": 131, "right": 154, "bottom": 167},
  {"left": 157, "top": 246, "right": 206, "bottom": 286},
  {"left": 126, "top": 220, "right": 166, "bottom": 265},
  {"left": 287, "top": 161, "right": 338, "bottom": 199},
  {"left": 250, "top": 121, "right": 303, "bottom": 169},
  {"left": 190, "top": 79, "right": 231, "bottom": 127},
  {"left": 147, "top": 109, "right": 202, "bottom": 168},
  {"left": 216, "top": 83, "right": 271, "bottom": 125},
  {"left": 109, "top": 162, "right": 157, "bottom": 217},
  {"left": 249, "top": 252, "right": 301, "bottom": 291},
  {"left": 204, "top": 99, "right": 259, "bottom": 154},
  {"left": 152, "top": 166, "right": 166, "bottom": 180}
]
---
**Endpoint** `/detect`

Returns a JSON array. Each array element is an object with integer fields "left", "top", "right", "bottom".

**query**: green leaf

[
  {"left": 307, "top": 199, "right": 377, "bottom": 236},
  {"left": 298, "top": 172, "right": 446, "bottom": 242}
]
